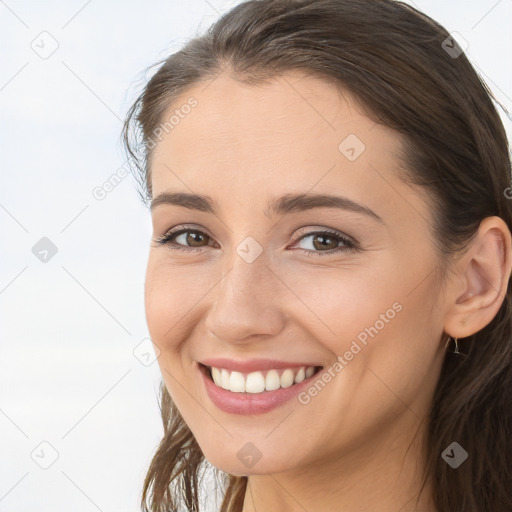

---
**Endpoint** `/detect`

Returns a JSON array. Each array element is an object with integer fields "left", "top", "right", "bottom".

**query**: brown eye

[
  {"left": 311, "top": 233, "right": 339, "bottom": 251},
  {"left": 293, "top": 229, "right": 357, "bottom": 257},
  {"left": 297, "top": 230, "right": 354, "bottom": 251},
  {"left": 155, "top": 228, "right": 215, "bottom": 252},
  {"left": 183, "top": 231, "right": 210, "bottom": 247}
]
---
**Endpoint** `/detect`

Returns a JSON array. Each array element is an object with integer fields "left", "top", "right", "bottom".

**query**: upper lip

[{"left": 199, "top": 358, "right": 324, "bottom": 373}]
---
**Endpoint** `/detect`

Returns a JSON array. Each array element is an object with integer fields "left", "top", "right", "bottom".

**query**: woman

[{"left": 122, "top": 0, "right": 512, "bottom": 510}]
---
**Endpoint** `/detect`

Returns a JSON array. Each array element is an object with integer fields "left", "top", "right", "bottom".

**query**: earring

[{"left": 445, "top": 336, "right": 459, "bottom": 353}]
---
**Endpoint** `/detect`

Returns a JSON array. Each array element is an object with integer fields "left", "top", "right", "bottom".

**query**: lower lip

[{"left": 197, "top": 363, "right": 322, "bottom": 415}]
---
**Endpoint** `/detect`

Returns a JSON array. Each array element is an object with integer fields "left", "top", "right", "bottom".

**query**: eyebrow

[{"left": 150, "top": 191, "right": 384, "bottom": 223}]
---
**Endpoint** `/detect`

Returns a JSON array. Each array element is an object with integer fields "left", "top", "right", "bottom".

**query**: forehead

[
  {"left": 152, "top": 70, "right": 385, "bottom": 163},
  {"left": 149, "top": 70, "right": 428, "bottom": 226}
]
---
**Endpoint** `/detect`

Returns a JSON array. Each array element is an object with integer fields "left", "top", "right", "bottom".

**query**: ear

[{"left": 444, "top": 216, "right": 512, "bottom": 339}]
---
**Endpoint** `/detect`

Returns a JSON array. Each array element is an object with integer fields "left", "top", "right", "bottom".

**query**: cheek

[
  {"left": 332, "top": 274, "right": 442, "bottom": 420},
  {"left": 288, "top": 268, "right": 400, "bottom": 349},
  {"left": 295, "top": 271, "right": 441, "bottom": 441},
  {"left": 144, "top": 258, "right": 182, "bottom": 347},
  {"left": 293, "top": 264, "right": 438, "bottom": 384},
  {"left": 144, "top": 256, "right": 210, "bottom": 348},
  {"left": 144, "top": 259, "right": 202, "bottom": 405}
]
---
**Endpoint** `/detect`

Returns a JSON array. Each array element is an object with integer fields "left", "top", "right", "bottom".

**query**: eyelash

[{"left": 154, "top": 226, "right": 358, "bottom": 257}]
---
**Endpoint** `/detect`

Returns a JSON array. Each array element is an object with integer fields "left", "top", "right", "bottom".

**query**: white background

[{"left": 1, "top": 1, "right": 511, "bottom": 511}]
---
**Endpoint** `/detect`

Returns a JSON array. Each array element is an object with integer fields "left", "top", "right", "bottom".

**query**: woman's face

[{"left": 145, "top": 70, "right": 448, "bottom": 475}]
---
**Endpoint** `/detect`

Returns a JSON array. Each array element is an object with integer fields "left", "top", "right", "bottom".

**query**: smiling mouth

[{"left": 199, "top": 362, "right": 323, "bottom": 394}]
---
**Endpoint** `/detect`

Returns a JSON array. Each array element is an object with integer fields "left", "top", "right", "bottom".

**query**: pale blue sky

[{"left": 1, "top": 1, "right": 510, "bottom": 511}]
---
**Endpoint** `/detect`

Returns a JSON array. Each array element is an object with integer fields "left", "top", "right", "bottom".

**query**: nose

[{"left": 203, "top": 255, "right": 285, "bottom": 343}]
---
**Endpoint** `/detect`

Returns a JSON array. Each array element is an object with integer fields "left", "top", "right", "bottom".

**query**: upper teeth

[{"left": 210, "top": 366, "right": 318, "bottom": 393}]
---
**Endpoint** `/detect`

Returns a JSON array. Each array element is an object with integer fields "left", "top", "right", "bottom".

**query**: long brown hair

[{"left": 122, "top": 1, "right": 512, "bottom": 510}]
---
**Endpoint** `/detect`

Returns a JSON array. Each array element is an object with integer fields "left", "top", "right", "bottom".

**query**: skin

[{"left": 144, "top": 70, "right": 512, "bottom": 512}]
